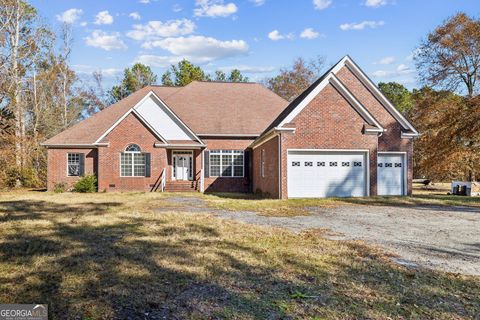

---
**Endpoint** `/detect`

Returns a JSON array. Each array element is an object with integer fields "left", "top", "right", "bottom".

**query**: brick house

[{"left": 43, "top": 56, "right": 418, "bottom": 198}]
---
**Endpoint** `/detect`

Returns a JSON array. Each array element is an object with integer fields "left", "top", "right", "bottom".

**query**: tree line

[{"left": 0, "top": 1, "right": 479, "bottom": 189}]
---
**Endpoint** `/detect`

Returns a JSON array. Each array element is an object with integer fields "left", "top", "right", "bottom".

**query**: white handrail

[
  {"left": 161, "top": 168, "right": 166, "bottom": 192},
  {"left": 200, "top": 168, "right": 204, "bottom": 192}
]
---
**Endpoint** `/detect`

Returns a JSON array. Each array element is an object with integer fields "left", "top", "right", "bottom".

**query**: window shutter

[
  {"left": 244, "top": 150, "right": 250, "bottom": 179},
  {"left": 145, "top": 153, "right": 151, "bottom": 177},
  {"left": 204, "top": 151, "right": 210, "bottom": 177},
  {"left": 79, "top": 153, "right": 85, "bottom": 176}
]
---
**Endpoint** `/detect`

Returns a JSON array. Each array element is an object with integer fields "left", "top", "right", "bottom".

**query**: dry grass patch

[{"left": 0, "top": 191, "right": 479, "bottom": 319}]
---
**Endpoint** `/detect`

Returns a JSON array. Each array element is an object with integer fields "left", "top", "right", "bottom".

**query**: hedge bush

[{"left": 73, "top": 174, "right": 97, "bottom": 193}]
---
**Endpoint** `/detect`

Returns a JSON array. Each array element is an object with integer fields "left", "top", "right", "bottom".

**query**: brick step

[{"left": 165, "top": 181, "right": 197, "bottom": 192}]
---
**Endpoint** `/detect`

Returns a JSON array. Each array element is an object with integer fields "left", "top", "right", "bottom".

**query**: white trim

[
  {"left": 276, "top": 55, "right": 418, "bottom": 137},
  {"left": 154, "top": 143, "right": 206, "bottom": 149},
  {"left": 377, "top": 151, "right": 408, "bottom": 196},
  {"left": 172, "top": 150, "right": 194, "bottom": 181},
  {"left": 200, "top": 149, "right": 205, "bottom": 192},
  {"left": 132, "top": 109, "right": 168, "bottom": 144},
  {"left": 401, "top": 132, "right": 418, "bottom": 139},
  {"left": 198, "top": 133, "right": 260, "bottom": 138},
  {"left": 277, "top": 56, "right": 348, "bottom": 127},
  {"left": 251, "top": 127, "right": 295, "bottom": 149},
  {"left": 344, "top": 58, "right": 419, "bottom": 136},
  {"left": 208, "top": 149, "right": 245, "bottom": 178},
  {"left": 42, "top": 143, "right": 109, "bottom": 148},
  {"left": 286, "top": 148, "right": 370, "bottom": 198},
  {"left": 119, "top": 150, "right": 147, "bottom": 178},
  {"left": 278, "top": 133, "right": 282, "bottom": 198},
  {"left": 329, "top": 74, "right": 384, "bottom": 131},
  {"left": 66, "top": 153, "right": 81, "bottom": 177},
  {"left": 94, "top": 91, "right": 205, "bottom": 145}
]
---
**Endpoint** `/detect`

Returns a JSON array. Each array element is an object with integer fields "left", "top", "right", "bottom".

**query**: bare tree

[{"left": 415, "top": 13, "right": 480, "bottom": 97}]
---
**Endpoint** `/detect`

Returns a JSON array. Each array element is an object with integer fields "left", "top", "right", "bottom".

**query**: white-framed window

[
  {"left": 120, "top": 144, "right": 146, "bottom": 177},
  {"left": 67, "top": 153, "right": 81, "bottom": 176},
  {"left": 210, "top": 150, "right": 244, "bottom": 177}
]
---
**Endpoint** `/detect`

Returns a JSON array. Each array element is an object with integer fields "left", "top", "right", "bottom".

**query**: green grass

[{"left": 0, "top": 191, "right": 478, "bottom": 319}]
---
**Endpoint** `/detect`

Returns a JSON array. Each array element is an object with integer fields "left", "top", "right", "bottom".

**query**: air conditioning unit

[{"left": 451, "top": 181, "right": 480, "bottom": 196}]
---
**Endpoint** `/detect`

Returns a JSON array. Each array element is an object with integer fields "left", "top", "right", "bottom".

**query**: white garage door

[
  {"left": 287, "top": 151, "right": 367, "bottom": 198},
  {"left": 377, "top": 153, "right": 405, "bottom": 196}
]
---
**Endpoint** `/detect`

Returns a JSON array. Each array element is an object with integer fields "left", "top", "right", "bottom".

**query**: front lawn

[
  {"left": 0, "top": 191, "right": 478, "bottom": 319},
  {"left": 203, "top": 183, "right": 480, "bottom": 216}
]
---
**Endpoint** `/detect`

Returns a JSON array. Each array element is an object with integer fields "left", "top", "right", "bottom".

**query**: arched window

[
  {"left": 125, "top": 144, "right": 141, "bottom": 152},
  {"left": 121, "top": 144, "right": 147, "bottom": 177}
]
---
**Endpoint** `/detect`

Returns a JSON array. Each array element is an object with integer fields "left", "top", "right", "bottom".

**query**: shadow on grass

[{"left": 0, "top": 198, "right": 478, "bottom": 319}]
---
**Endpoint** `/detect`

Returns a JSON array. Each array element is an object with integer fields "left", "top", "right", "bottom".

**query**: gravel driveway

[{"left": 161, "top": 198, "right": 480, "bottom": 275}]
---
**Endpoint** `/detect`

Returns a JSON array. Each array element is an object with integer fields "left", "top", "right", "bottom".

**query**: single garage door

[
  {"left": 287, "top": 150, "right": 367, "bottom": 198},
  {"left": 377, "top": 153, "right": 405, "bottom": 196}
]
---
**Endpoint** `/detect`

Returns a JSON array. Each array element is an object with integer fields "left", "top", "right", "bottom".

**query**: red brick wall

[
  {"left": 98, "top": 113, "right": 168, "bottom": 192},
  {"left": 252, "top": 136, "right": 279, "bottom": 198},
  {"left": 47, "top": 148, "right": 97, "bottom": 191},
  {"left": 336, "top": 66, "right": 413, "bottom": 194},
  {"left": 279, "top": 83, "right": 379, "bottom": 199},
  {"left": 202, "top": 138, "right": 254, "bottom": 193}
]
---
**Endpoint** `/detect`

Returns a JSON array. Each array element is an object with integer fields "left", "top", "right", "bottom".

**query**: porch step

[{"left": 165, "top": 181, "right": 197, "bottom": 192}]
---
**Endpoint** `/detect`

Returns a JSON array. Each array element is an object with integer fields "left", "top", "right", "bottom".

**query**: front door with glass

[{"left": 173, "top": 152, "right": 192, "bottom": 181}]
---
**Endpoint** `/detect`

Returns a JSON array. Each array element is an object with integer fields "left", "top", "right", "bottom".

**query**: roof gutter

[
  {"left": 251, "top": 127, "right": 295, "bottom": 149},
  {"left": 154, "top": 143, "right": 207, "bottom": 149},
  {"left": 401, "top": 132, "right": 420, "bottom": 139},
  {"left": 40, "top": 143, "right": 110, "bottom": 148}
]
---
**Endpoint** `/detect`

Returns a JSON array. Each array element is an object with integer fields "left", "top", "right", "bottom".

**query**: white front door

[
  {"left": 174, "top": 154, "right": 192, "bottom": 181},
  {"left": 287, "top": 151, "right": 368, "bottom": 198}
]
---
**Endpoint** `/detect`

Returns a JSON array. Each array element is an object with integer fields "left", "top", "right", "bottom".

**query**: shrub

[
  {"left": 73, "top": 174, "right": 97, "bottom": 193},
  {"left": 53, "top": 182, "right": 66, "bottom": 193}
]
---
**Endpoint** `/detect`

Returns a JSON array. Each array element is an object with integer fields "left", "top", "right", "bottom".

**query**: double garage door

[
  {"left": 287, "top": 151, "right": 368, "bottom": 198},
  {"left": 287, "top": 150, "right": 405, "bottom": 198}
]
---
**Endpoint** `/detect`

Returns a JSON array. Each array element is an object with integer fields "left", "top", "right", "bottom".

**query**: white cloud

[
  {"left": 313, "top": 0, "right": 332, "bottom": 10},
  {"left": 129, "top": 12, "right": 141, "bottom": 20},
  {"left": 139, "top": 0, "right": 150, "bottom": 3},
  {"left": 94, "top": 11, "right": 114, "bottom": 25},
  {"left": 194, "top": 0, "right": 238, "bottom": 18},
  {"left": 140, "top": 35, "right": 249, "bottom": 64},
  {"left": 56, "top": 8, "right": 83, "bottom": 24},
  {"left": 375, "top": 56, "right": 395, "bottom": 65},
  {"left": 364, "top": 0, "right": 388, "bottom": 7},
  {"left": 127, "top": 19, "right": 195, "bottom": 41},
  {"left": 73, "top": 64, "right": 122, "bottom": 77},
  {"left": 217, "top": 65, "right": 275, "bottom": 73},
  {"left": 135, "top": 55, "right": 183, "bottom": 67},
  {"left": 371, "top": 63, "right": 415, "bottom": 78},
  {"left": 80, "top": 21, "right": 88, "bottom": 27},
  {"left": 250, "top": 0, "right": 266, "bottom": 6},
  {"left": 340, "top": 20, "right": 384, "bottom": 31},
  {"left": 268, "top": 30, "right": 294, "bottom": 41},
  {"left": 85, "top": 30, "right": 127, "bottom": 51},
  {"left": 300, "top": 28, "right": 321, "bottom": 39}
]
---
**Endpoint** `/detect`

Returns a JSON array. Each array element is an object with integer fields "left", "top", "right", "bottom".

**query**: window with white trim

[
  {"left": 67, "top": 153, "right": 81, "bottom": 176},
  {"left": 209, "top": 150, "right": 244, "bottom": 177},
  {"left": 121, "top": 144, "right": 146, "bottom": 177}
]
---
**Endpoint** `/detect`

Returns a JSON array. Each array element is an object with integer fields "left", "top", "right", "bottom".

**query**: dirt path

[{"left": 159, "top": 197, "right": 480, "bottom": 275}]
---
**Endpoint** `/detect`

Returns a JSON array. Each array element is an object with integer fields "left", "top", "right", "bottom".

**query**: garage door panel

[
  {"left": 287, "top": 151, "right": 367, "bottom": 198},
  {"left": 377, "top": 154, "right": 405, "bottom": 196}
]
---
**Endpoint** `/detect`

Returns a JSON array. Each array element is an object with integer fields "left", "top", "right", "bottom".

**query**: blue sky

[{"left": 31, "top": 0, "right": 479, "bottom": 88}]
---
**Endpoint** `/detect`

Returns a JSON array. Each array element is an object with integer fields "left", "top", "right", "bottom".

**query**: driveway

[{"left": 161, "top": 197, "right": 480, "bottom": 275}]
